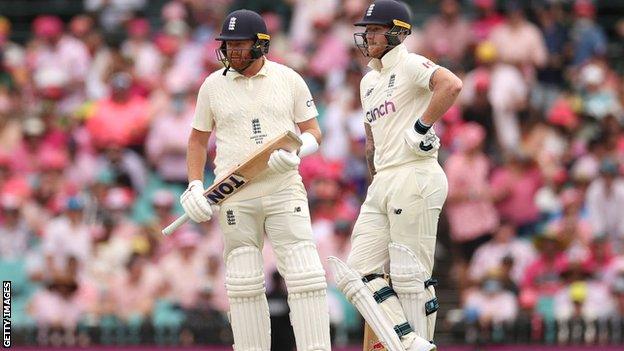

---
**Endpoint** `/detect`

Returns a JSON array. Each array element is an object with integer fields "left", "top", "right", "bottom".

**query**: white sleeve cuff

[{"left": 298, "top": 132, "right": 319, "bottom": 158}]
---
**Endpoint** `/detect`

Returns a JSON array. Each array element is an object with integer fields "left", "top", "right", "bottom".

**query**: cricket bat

[
  {"left": 363, "top": 274, "right": 390, "bottom": 351},
  {"left": 363, "top": 323, "right": 386, "bottom": 351},
  {"left": 162, "top": 131, "right": 302, "bottom": 236}
]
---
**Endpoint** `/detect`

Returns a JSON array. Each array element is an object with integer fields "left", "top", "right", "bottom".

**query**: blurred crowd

[{"left": 0, "top": 0, "right": 623, "bottom": 347}]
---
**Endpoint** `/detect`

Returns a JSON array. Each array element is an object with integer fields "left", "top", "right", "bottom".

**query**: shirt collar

[
  {"left": 367, "top": 44, "right": 408, "bottom": 72},
  {"left": 226, "top": 57, "right": 270, "bottom": 80}
]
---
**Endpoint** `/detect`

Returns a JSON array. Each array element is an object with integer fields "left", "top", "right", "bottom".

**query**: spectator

[
  {"left": 28, "top": 274, "right": 84, "bottom": 343},
  {"left": 469, "top": 221, "right": 537, "bottom": 285},
  {"left": 28, "top": 15, "right": 91, "bottom": 114},
  {"left": 146, "top": 89, "right": 194, "bottom": 186},
  {"left": 554, "top": 261, "right": 613, "bottom": 344},
  {"left": 464, "top": 270, "right": 518, "bottom": 343},
  {"left": 461, "top": 42, "right": 528, "bottom": 151},
  {"left": 533, "top": 1, "right": 569, "bottom": 111},
  {"left": 104, "top": 253, "right": 162, "bottom": 341},
  {"left": 570, "top": 0, "right": 607, "bottom": 67},
  {"left": 445, "top": 123, "right": 499, "bottom": 268},
  {"left": 86, "top": 72, "right": 151, "bottom": 150},
  {"left": 577, "top": 63, "right": 623, "bottom": 121},
  {"left": 521, "top": 230, "right": 569, "bottom": 323},
  {"left": 40, "top": 197, "right": 93, "bottom": 279},
  {"left": 422, "top": 0, "right": 473, "bottom": 65},
  {"left": 470, "top": 0, "right": 504, "bottom": 42},
  {"left": 489, "top": 1, "right": 547, "bottom": 80},
  {"left": 490, "top": 151, "right": 543, "bottom": 236},
  {"left": 0, "top": 194, "right": 31, "bottom": 260},
  {"left": 159, "top": 229, "right": 207, "bottom": 309},
  {"left": 121, "top": 18, "right": 162, "bottom": 90},
  {"left": 586, "top": 158, "right": 624, "bottom": 249}
]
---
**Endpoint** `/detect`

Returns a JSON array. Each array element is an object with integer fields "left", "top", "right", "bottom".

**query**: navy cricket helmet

[
  {"left": 215, "top": 9, "right": 270, "bottom": 73},
  {"left": 354, "top": 0, "right": 412, "bottom": 56}
]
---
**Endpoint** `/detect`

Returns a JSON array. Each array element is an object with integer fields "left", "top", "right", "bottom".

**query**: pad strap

[
  {"left": 394, "top": 322, "right": 413, "bottom": 337},
  {"left": 373, "top": 286, "right": 398, "bottom": 303}
]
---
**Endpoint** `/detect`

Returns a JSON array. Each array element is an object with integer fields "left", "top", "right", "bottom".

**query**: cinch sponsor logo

[
  {"left": 206, "top": 175, "right": 246, "bottom": 204},
  {"left": 366, "top": 100, "right": 396, "bottom": 123}
]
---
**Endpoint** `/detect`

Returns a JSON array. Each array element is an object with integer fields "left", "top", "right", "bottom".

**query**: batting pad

[
  {"left": 283, "top": 242, "right": 331, "bottom": 351},
  {"left": 225, "top": 246, "right": 270, "bottom": 351},
  {"left": 389, "top": 242, "right": 438, "bottom": 342},
  {"left": 328, "top": 256, "right": 406, "bottom": 351}
]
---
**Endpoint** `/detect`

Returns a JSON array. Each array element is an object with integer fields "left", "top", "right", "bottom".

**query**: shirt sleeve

[
  {"left": 360, "top": 75, "right": 371, "bottom": 125},
  {"left": 291, "top": 70, "right": 318, "bottom": 123},
  {"left": 406, "top": 54, "right": 440, "bottom": 91},
  {"left": 191, "top": 79, "right": 215, "bottom": 132}
]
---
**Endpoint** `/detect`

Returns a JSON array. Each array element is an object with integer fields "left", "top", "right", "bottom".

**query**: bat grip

[{"left": 161, "top": 213, "right": 189, "bottom": 236}]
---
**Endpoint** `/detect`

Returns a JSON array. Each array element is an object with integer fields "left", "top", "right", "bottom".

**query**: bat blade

[
  {"left": 162, "top": 131, "right": 302, "bottom": 236},
  {"left": 363, "top": 322, "right": 387, "bottom": 351}
]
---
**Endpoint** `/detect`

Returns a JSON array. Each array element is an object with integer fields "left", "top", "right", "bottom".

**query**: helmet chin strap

[{"left": 222, "top": 56, "right": 257, "bottom": 76}]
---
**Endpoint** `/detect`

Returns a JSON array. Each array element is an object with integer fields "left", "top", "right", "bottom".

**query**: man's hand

[
  {"left": 268, "top": 149, "right": 300, "bottom": 173},
  {"left": 404, "top": 127, "right": 440, "bottom": 156},
  {"left": 180, "top": 180, "right": 213, "bottom": 223}
]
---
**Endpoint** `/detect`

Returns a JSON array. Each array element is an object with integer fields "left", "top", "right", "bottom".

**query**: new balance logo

[
  {"left": 252, "top": 118, "right": 261, "bottom": 135},
  {"left": 228, "top": 17, "right": 237, "bottom": 30},
  {"left": 366, "top": 4, "right": 375, "bottom": 16},
  {"left": 294, "top": 206, "right": 301, "bottom": 213},
  {"left": 394, "top": 208, "right": 402, "bottom": 215}
]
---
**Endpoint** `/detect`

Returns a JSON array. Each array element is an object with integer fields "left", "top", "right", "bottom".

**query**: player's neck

[{"left": 241, "top": 57, "right": 265, "bottom": 77}]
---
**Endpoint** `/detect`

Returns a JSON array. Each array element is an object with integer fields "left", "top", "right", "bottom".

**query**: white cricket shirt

[
  {"left": 360, "top": 44, "right": 440, "bottom": 172},
  {"left": 192, "top": 58, "right": 318, "bottom": 201}
]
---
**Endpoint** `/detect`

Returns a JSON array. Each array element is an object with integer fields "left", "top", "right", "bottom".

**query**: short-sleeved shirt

[
  {"left": 360, "top": 44, "right": 439, "bottom": 172},
  {"left": 192, "top": 59, "right": 318, "bottom": 201}
]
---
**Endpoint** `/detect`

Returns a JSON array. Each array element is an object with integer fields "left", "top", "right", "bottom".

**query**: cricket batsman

[
  {"left": 329, "top": 1, "right": 462, "bottom": 351},
  {"left": 180, "top": 9, "right": 331, "bottom": 350}
]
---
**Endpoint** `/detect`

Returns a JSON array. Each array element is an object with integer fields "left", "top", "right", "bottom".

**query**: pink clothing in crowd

[
  {"left": 159, "top": 248, "right": 207, "bottom": 309},
  {"left": 109, "top": 263, "right": 163, "bottom": 319},
  {"left": 472, "top": 13, "right": 505, "bottom": 41},
  {"left": 423, "top": 16, "right": 473, "bottom": 62},
  {"left": 522, "top": 253, "right": 569, "bottom": 296},
  {"left": 445, "top": 152, "right": 499, "bottom": 242},
  {"left": 490, "top": 166, "right": 542, "bottom": 227},
  {"left": 489, "top": 20, "right": 547, "bottom": 69},
  {"left": 86, "top": 95, "right": 150, "bottom": 149},
  {"left": 146, "top": 105, "right": 194, "bottom": 181},
  {"left": 29, "top": 288, "right": 84, "bottom": 328},
  {"left": 444, "top": 153, "right": 498, "bottom": 242}
]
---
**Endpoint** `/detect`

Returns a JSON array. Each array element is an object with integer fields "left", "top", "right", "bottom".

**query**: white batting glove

[
  {"left": 180, "top": 180, "right": 213, "bottom": 223},
  {"left": 404, "top": 127, "right": 440, "bottom": 157},
  {"left": 268, "top": 149, "right": 300, "bottom": 173}
]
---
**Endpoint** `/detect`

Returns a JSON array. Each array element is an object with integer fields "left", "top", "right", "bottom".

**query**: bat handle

[{"left": 161, "top": 213, "right": 189, "bottom": 236}]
